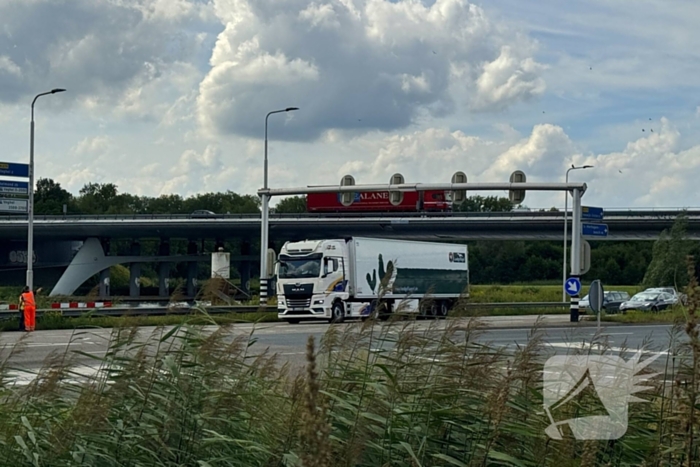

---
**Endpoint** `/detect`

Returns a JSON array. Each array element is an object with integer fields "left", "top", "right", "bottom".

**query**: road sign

[
  {"left": 0, "top": 162, "right": 29, "bottom": 178},
  {"left": 340, "top": 174, "right": 355, "bottom": 207},
  {"left": 0, "top": 198, "right": 27, "bottom": 213},
  {"left": 451, "top": 171, "right": 467, "bottom": 205},
  {"left": 508, "top": 170, "right": 526, "bottom": 204},
  {"left": 582, "top": 206, "right": 604, "bottom": 220},
  {"left": 589, "top": 279, "right": 604, "bottom": 314},
  {"left": 564, "top": 277, "right": 582, "bottom": 296},
  {"left": 582, "top": 223, "right": 608, "bottom": 237},
  {"left": 0, "top": 180, "right": 28, "bottom": 195},
  {"left": 389, "top": 173, "right": 404, "bottom": 206},
  {"left": 580, "top": 240, "right": 591, "bottom": 275}
]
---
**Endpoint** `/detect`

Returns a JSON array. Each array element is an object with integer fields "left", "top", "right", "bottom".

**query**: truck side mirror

[{"left": 321, "top": 258, "right": 329, "bottom": 278}]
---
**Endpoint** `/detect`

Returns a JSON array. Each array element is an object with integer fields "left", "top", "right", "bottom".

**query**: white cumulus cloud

[{"left": 196, "top": 0, "right": 546, "bottom": 141}]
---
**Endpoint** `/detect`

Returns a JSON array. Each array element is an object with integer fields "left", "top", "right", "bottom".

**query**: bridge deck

[{"left": 0, "top": 210, "right": 695, "bottom": 241}]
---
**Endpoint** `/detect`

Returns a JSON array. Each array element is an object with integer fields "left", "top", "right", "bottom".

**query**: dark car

[
  {"left": 579, "top": 290, "right": 630, "bottom": 314},
  {"left": 619, "top": 291, "right": 678, "bottom": 313},
  {"left": 191, "top": 210, "right": 216, "bottom": 218},
  {"left": 644, "top": 287, "right": 688, "bottom": 306}
]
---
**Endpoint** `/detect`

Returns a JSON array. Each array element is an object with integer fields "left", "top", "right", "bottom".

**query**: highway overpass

[{"left": 0, "top": 209, "right": 695, "bottom": 241}]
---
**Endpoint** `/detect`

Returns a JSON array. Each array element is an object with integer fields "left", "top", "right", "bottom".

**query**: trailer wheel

[
  {"left": 430, "top": 303, "right": 439, "bottom": 319},
  {"left": 330, "top": 301, "right": 345, "bottom": 324},
  {"left": 439, "top": 301, "right": 449, "bottom": 318}
]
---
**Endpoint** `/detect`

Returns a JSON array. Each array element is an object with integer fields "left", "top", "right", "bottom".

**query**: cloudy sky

[{"left": 1, "top": 0, "right": 699, "bottom": 209}]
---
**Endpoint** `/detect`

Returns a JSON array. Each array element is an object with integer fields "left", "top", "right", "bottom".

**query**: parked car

[
  {"left": 644, "top": 287, "right": 688, "bottom": 306},
  {"left": 619, "top": 291, "right": 678, "bottom": 313},
  {"left": 579, "top": 290, "right": 631, "bottom": 314}
]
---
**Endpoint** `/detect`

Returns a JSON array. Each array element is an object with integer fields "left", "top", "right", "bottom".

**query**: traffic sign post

[
  {"left": 582, "top": 223, "right": 608, "bottom": 237},
  {"left": 339, "top": 174, "right": 356, "bottom": 207},
  {"left": 259, "top": 176, "right": 591, "bottom": 317},
  {"left": 564, "top": 277, "right": 582, "bottom": 297},
  {"left": 389, "top": 173, "right": 404, "bottom": 206},
  {"left": 588, "top": 279, "right": 604, "bottom": 331},
  {"left": 0, "top": 162, "right": 29, "bottom": 178},
  {"left": 580, "top": 240, "right": 591, "bottom": 275},
  {"left": 0, "top": 180, "right": 28, "bottom": 195},
  {"left": 508, "top": 170, "right": 526, "bottom": 204},
  {"left": 0, "top": 198, "right": 28, "bottom": 213},
  {"left": 450, "top": 171, "right": 467, "bottom": 205},
  {"left": 582, "top": 206, "right": 604, "bottom": 220},
  {"left": 569, "top": 186, "right": 584, "bottom": 322}
]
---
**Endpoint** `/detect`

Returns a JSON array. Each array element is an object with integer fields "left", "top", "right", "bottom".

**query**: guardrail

[
  {"left": 0, "top": 209, "right": 697, "bottom": 222},
  {"left": 0, "top": 301, "right": 570, "bottom": 319}
]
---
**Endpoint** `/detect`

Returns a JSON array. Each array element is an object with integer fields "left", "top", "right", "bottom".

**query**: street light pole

[
  {"left": 562, "top": 164, "right": 593, "bottom": 301},
  {"left": 27, "top": 88, "right": 66, "bottom": 291},
  {"left": 260, "top": 107, "right": 299, "bottom": 305}
]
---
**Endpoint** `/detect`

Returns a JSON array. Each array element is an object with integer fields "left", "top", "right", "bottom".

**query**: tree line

[{"left": 27, "top": 179, "right": 695, "bottom": 288}]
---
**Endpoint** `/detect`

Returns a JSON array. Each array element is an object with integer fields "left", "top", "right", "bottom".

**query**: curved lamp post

[
  {"left": 27, "top": 88, "right": 66, "bottom": 290},
  {"left": 260, "top": 107, "right": 299, "bottom": 305}
]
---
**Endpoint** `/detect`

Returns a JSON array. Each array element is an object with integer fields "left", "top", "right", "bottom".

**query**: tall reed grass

[{"left": 0, "top": 276, "right": 697, "bottom": 465}]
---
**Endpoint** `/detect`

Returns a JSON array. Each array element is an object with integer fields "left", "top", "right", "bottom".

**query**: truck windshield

[{"left": 278, "top": 259, "right": 321, "bottom": 278}]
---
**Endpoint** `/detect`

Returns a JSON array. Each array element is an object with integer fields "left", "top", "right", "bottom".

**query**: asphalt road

[{"left": 0, "top": 315, "right": 686, "bottom": 384}]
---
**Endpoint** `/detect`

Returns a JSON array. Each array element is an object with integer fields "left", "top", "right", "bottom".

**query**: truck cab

[{"left": 275, "top": 239, "right": 351, "bottom": 323}]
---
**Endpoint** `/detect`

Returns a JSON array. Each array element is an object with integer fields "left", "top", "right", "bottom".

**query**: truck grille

[{"left": 286, "top": 298, "right": 311, "bottom": 309}]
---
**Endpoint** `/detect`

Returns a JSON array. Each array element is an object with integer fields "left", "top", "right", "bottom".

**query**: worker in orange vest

[{"left": 19, "top": 286, "right": 36, "bottom": 332}]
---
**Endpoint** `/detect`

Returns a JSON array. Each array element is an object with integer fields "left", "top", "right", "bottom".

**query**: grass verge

[{"left": 601, "top": 306, "right": 687, "bottom": 324}]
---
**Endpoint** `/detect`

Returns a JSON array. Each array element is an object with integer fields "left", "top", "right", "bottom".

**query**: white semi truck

[{"left": 274, "top": 237, "right": 469, "bottom": 324}]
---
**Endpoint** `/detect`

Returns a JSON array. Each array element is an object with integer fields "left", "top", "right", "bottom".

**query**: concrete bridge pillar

[
  {"left": 158, "top": 240, "right": 170, "bottom": 298},
  {"left": 129, "top": 241, "right": 141, "bottom": 298},
  {"left": 187, "top": 241, "right": 198, "bottom": 298}
]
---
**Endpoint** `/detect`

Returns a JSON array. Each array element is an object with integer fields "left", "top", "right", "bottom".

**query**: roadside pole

[{"left": 569, "top": 188, "right": 583, "bottom": 322}]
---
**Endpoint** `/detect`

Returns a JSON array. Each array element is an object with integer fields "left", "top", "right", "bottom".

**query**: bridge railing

[{"left": 0, "top": 209, "right": 696, "bottom": 222}]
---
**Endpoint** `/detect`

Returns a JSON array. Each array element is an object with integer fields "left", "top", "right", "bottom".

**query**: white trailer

[{"left": 274, "top": 237, "right": 469, "bottom": 323}]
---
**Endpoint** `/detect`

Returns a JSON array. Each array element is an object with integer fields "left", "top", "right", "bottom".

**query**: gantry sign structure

[{"left": 258, "top": 170, "right": 589, "bottom": 322}]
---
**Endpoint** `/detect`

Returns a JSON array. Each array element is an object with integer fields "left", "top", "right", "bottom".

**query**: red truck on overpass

[{"left": 306, "top": 190, "right": 452, "bottom": 212}]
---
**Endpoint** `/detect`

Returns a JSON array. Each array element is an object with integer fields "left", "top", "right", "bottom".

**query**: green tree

[
  {"left": 143, "top": 195, "right": 185, "bottom": 214},
  {"left": 182, "top": 191, "right": 260, "bottom": 214},
  {"left": 76, "top": 183, "right": 124, "bottom": 214},
  {"left": 34, "top": 178, "right": 73, "bottom": 214},
  {"left": 642, "top": 212, "right": 692, "bottom": 288},
  {"left": 274, "top": 196, "right": 307, "bottom": 213},
  {"left": 456, "top": 195, "right": 513, "bottom": 212}
]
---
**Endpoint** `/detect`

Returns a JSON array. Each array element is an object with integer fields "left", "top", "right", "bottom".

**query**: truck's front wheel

[{"left": 330, "top": 302, "right": 345, "bottom": 324}]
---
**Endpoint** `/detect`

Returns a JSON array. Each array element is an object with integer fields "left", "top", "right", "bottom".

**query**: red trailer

[{"left": 306, "top": 190, "right": 451, "bottom": 212}]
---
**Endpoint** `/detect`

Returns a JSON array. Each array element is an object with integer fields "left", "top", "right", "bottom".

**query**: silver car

[
  {"left": 619, "top": 291, "right": 678, "bottom": 313},
  {"left": 579, "top": 291, "right": 631, "bottom": 314},
  {"left": 644, "top": 287, "right": 688, "bottom": 306}
]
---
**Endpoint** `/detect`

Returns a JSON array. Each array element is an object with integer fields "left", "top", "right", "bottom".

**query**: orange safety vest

[{"left": 21, "top": 292, "right": 35, "bottom": 308}]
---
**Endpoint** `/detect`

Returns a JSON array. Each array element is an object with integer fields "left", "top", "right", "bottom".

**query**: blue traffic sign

[
  {"left": 0, "top": 180, "right": 28, "bottom": 195},
  {"left": 582, "top": 206, "right": 604, "bottom": 220},
  {"left": 582, "top": 223, "right": 608, "bottom": 237},
  {"left": 565, "top": 277, "right": 582, "bottom": 296},
  {"left": 0, "top": 162, "right": 29, "bottom": 178}
]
